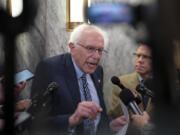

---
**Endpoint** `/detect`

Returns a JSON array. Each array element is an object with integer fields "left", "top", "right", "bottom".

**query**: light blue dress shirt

[{"left": 72, "top": 58, "right": 101, "bottom": 132}]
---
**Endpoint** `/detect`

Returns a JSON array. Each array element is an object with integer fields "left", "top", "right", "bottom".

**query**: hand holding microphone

[
  {"left": 15, "top": 82, "right": 59, "bottom": 127},
  {"left": 111, "top": 76, "right": 142, "bottom": 115}
]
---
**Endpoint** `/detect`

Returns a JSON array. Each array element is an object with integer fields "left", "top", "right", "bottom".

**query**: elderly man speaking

[{"left": 31, "top": 24, "right": 127, "bottom": 135}]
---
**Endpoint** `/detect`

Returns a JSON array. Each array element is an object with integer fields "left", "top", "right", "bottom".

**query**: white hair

[{"left": 69, "top": 23, "right": 109, "bottom": 50}]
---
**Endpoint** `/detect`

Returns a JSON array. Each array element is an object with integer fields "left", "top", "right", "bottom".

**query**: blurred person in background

[{"left": 109, "top": 43, "right": 153, "bottom": 119}]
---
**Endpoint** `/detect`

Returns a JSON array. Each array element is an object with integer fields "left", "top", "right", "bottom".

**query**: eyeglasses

[
  {"left": 76, "top": 43, "right": 107, "bottom": 55},
  {"left": 133, "top": 53, "right": 152, "bottom": 59}
]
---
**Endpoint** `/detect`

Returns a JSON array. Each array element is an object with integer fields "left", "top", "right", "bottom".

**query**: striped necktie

[{"left": 81, "top": 74, "right": 96, "bottom": 135}]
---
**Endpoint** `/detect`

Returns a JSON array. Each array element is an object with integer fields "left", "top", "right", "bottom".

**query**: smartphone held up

[{"left": 14, "top": 69, "right": 34, "bottom": 84}]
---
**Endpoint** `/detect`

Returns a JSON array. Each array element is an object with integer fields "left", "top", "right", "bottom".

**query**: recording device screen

[
  {"left": 86, "top": 3, "right": 134, "bottom": 24},
  {"left": 14, "top": 69, "right": 34, "bottom": 84}
]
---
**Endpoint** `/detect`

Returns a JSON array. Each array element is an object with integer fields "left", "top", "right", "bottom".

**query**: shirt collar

[
  {"left": 137, "top": 73, "right": 143, "bottom": 83},
  {"left": 72, "top": 57, "right": 85, "bottom": 79}
]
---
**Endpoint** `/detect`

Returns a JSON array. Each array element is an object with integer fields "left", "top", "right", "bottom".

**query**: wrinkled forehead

[{"left": 79, "top": 28, "right": 104, "bottom": 45}]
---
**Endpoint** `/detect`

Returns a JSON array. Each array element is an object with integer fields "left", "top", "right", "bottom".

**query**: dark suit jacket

[{"left": 31, "top": 53, "right": 111, "bottom": 135}]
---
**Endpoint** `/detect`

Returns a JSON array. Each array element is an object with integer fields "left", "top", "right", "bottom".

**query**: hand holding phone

[
  {"left": 14, "top": 69, "right": 34, "bottom": 94},
  {"left": 14, "top": 69, "right": 34, "bottom": 84},
  {"left": 14, "top": 81, "right": 26, "bottom": 94}
]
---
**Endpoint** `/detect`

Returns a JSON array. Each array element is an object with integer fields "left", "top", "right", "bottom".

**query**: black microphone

[
  {"left": 15, "top": 82, "right": 59, "bottom": 127},
  {"left": 111, "top": 76, "right": 125, "bottom": 89},
  {"left": 119, "top": 89, "right": 142, "bottom": 115},
  {"left": 111, "top": 76, "right": 142, "bottom": 115},
  {"left": 111, "top": 76, "right": 141, "bottom": 104},
  {"left": 41, "top": 82, "right": 59, "bottom": 101},
  {"left": 29, "top": 81, "right": 59, "bottom": 114},
  {"left": 136, "top": 79, "right": 154, "bottom": 98}
]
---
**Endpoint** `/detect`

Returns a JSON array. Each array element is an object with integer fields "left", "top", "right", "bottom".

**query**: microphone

[
  {"left": 120, "top": 89, "right": 142, "bottom": 115},
  {"left": 136, "top": 84, "right": 154, "bottom": 98},
  {"left": 40, "top": 82, "right": 59, "bottom": 102},
  {"left": 15, "top": 82, "right": 59, "bottom": 127},
  {"left": 111, "top": 76, "right": 125, "bottom": 89},
  {"left": 111, "top": 76, "right": 142, "bottom": 115},
  {"left": 28, "top": 82, "right": 59, "bottom": 114},
  {"left": 111, "top": 76, "right": 141, "bottom": 104},
  {"left": 136, "top": 79, "right": 154, "bottom": 98}
]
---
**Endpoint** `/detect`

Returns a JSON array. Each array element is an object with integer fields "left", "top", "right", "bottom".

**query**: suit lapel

[
  {"left": 64, "top": 54, "right": 106, "bottom": 114},
  {"left": 91, "top": 72, "right": 106, "bottom": 112},
  {"left": 91, "top": 71, "right": 109, "bottom": 132},
  {"left": 64, "top": 54, "right": 81, "bottom": 110}
]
